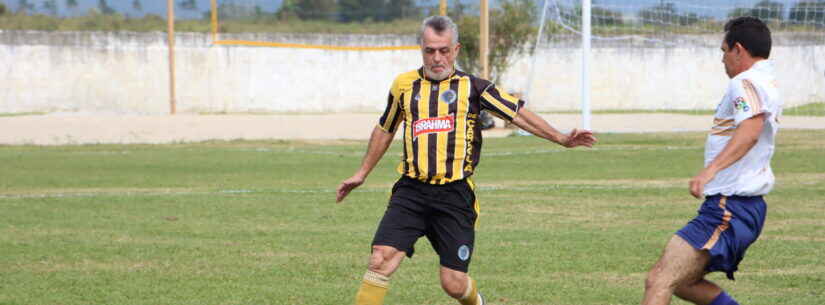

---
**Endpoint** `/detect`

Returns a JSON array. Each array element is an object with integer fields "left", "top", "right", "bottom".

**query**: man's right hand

[{"left": 336, "top": 174, "right": 365, "bottom": 203}]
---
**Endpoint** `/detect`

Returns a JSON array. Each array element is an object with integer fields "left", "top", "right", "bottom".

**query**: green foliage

[
  {"left": 456, "top": 0, "right": 537, "bottom": 85},
  {"left": 789, "top": 0, "right": 825, "bottom": 26},
  {"left": 41, "top": 0, "right": 58, "bottom": 16},
  {"left": 638, "top": 2, "right": 702, "bottom": 26},
  {"left": 178, "top": 0, "right": 197, "bottom": 11},
  {"left": 97, "top": 0, "right": 115, "bottom": 15},
  {"left": 16, "top": 0, "right": 34, "bottom": 14},
  {"left": 729, "top": 1, "right": 784, "bottom": 21},
  {"left": 338, "top": 0, "right": 418, "bottom": 22},
  {"left": 0, "top": 3, "right": 6, "bottom": 16},
  {"left": 557, "top": 5, "right": 625, "bottom": 26},
  {"left": 284, "top": 0, "right": 338, "bottom": 21}
]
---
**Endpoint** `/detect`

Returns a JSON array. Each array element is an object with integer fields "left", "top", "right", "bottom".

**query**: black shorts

[{"left": 372, "top": 176, "right": 478, "bottom": 272}]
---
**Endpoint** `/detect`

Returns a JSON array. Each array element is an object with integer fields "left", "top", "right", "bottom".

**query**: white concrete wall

[
  {"left": 1, "top": 30, "right": 823, "bottom": 114},
  {"left": 503, "top": 40, "right": 825, "bottom": 111}
]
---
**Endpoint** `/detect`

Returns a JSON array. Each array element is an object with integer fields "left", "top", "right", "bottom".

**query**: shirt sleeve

[
  {"left": 729, "top": 78, "right": 767, "bottom": 125},
  {"left": 377, "top": 78, "right": 404, "bottom": 133},
  {"left": 478, "top": 82, "right": 525, "bottom": 122}
]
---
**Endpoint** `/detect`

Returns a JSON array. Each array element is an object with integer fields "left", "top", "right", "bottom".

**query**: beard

[{"left": 424, "top": 65, "right": 453, "bottom": 81}]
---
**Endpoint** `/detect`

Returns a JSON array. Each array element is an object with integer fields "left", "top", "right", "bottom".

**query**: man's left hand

[
  {"left": 689, "top": 169, "right": 715, "bottom": 199},
  {"left": 561, "top": 129, "right": 597, "bottom": 148}
]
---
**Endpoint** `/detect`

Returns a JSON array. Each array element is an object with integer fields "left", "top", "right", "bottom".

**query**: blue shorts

[{"left": 676, "top": 195, "right": 767, "bottom": 280}]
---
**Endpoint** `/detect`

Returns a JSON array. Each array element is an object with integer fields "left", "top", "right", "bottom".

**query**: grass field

[{"left": 1, "top": 130, "right": 823, "bottom": 305}]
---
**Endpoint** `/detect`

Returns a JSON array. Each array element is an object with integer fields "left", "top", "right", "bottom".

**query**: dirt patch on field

[{"left": 1, "top": 113, "right": 822, "bottom": 145}]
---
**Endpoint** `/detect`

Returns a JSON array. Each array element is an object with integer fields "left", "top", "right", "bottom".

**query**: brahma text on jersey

[{"left": 413, "top": 115, "right": 455, "bottom": 138}]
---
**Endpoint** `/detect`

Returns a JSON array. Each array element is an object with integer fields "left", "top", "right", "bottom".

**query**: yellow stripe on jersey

[
  {"left": 401, "top": 80, "right": 416, "bottom": 177},
  {"left": 452, "top": 76, "right": 471, "bottom": 182},
  {"left": 481, "top": 91, "right": 518, "bottom": 119},
  {"left": 435, "top": 81, "right": 451, "bottom": 184},
  {"left": 379, "top": 70, "right": 417, "bottom": 133},
  {"left": 379, "top": 97, "right": 401, "bottom": 132},
  {"left": 416, "top": 81, "right": 432, "bottom": 182},
  {"left": 383, "top": 69, "right": 524, "bottom": 184}
]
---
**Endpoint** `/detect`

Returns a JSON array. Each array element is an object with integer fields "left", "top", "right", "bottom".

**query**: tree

[
  {"left": 0, "top": 3, "right": 6, "bottom": 15},
  {"left": 276, "top": 0, "right": 337, "bottom": 21},
  {"left": 17, "top": 0, "right": 35, "bottom": 13},
  {"left": 178, "top": 0, "right": 197, "bottom": 11},
  {"left": 386, "top": 0, "right": 418, "bottom": 21},
  {"left": 557, "top": 5, "right": 624, "bottom": 28},
  {"left": 456, "top": 0, "right": 537, "bottom": 85},
  {"left": 753, "top": 0, "right": 784, "bottom": 21},
  {"left": 41, "top": 0, "right": 58, "bottom": 16},
  {"left": 728, "top": 7, "right": 752, "bottom": 18},
  {"left": 339, "top": 0, "right": 382, "bottom": 22},
  {"left": 789, "top": 0, "right": 825, "bottom": 26},
  {"left": 638, "top": 2, "right": 700, "bottom": 26},
  {"left": 98, "top": 0, "right": 115, "bottom": 15},
  {"left": 729, "top": 0, "right": 784, "bottom": 21}
]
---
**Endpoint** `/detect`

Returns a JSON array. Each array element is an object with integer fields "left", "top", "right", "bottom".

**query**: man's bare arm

[
  {"left": 511, "top": 107, "right": 596, "bottom": 148},
  {"left": 336, "top": 126, "right": 397, "bottom": 203},
  {"left": 689, "top": 114, "right": 765, "bottom": 198}
]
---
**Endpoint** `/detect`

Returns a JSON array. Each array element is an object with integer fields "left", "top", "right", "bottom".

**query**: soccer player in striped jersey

[
  {"left": 642, "top": 17, "right": 781, "bottom": 305},
  {"left": 336, "top": 15, "right": 596, "bottom": 305}
]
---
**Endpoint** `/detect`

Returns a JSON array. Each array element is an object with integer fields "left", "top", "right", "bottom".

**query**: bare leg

[
  {"left": 642, "top": 235, "right": 712, "bottom": 305},
  {"left": 354, "top": 245, "right": 407, "bottom": 305},
  {"left": 674, "top": 278, "right": 723, "bottom": 305},
  {"left": 439, "top": 266, "right": 469, "bottom": 299},
  {"left": 368, "top": 245, "right": 406, "bottom": 276}
]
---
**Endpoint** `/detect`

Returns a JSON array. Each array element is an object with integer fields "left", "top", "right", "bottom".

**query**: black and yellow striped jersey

[{"left": 378, "top": 68, "right": 525, "bottom": 185}]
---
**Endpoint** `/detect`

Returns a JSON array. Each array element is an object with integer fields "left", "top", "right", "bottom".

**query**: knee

[
  {"left": 440, "top": 273, "right": 467, "bottom": 299},
  {"left": 645, "top": 268, "right": 673, "bottom": 291},
  {"left": 367, "top": 246, "right": 398, "bottom": 274}
]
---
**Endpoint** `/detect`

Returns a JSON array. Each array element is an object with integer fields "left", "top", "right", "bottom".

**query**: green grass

[
  {"left": 784, "top": 102, "right": 825, "bottom": 116},
  {"left": 1, "top": 130, "right": 823, "bottom": 305},
  {"left": 0, "top": 112, "right": 45, "bottom": 117}
]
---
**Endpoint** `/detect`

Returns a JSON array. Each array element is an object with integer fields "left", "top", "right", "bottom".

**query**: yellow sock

[
  {"left": 458, "top": 276, "right": 479, "bottom": 305},
  {"left": 354, "top": 270, "right": 390, "bottom": 305}
]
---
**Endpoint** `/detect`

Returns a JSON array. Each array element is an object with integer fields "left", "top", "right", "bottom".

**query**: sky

[{"left": 0, "top": 0, "right": 812, "bottom": 20}]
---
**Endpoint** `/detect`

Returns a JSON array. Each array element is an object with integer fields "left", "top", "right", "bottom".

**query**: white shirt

[{"left": 703, "top": 60, "right": 782, "bottom": 196}]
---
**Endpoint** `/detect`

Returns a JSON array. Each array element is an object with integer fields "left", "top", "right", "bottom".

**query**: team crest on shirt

[
  {"left": 412, "top": 114, "right": 455, "bottom": 138},
  {"left": 440, "top": 89, "right": 457, "bottom": 104},
  {"left": 457, "top": 245, "right": 470, "bottom": 261},
  {"left": 733, "top": 97, "right": 750, "bottom": 112}
]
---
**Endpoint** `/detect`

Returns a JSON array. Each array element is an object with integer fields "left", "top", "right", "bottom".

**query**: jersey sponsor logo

[
  {"left": 412, "top": 115, "right": 455, "bottom": 138},
  {"left": 440, "top": 89, "right": 457, "bottom": 104},
  {"left": 733, "top": 97, "right": 750, "bottom": 112},
  {"left": 458, "top": 245, "right": 470, "bottom": 261}
]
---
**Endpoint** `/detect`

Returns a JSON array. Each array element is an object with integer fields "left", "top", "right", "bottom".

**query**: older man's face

[{"left": 421, "top": 27, "right": 460, "bottom": 81}]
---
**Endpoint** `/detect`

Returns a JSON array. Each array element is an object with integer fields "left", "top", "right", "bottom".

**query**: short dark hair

[{"left": 724, "top": 16, "right": 771, "bottom": 58}]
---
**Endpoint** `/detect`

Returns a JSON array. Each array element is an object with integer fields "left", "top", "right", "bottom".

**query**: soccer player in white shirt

[{"left": 642, "top": 17, "right": 781, "bottom": 305}]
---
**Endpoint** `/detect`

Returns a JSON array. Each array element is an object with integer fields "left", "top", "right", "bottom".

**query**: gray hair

[{"left": 419, "top": 15, "right": 459, "bottom": 45}]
